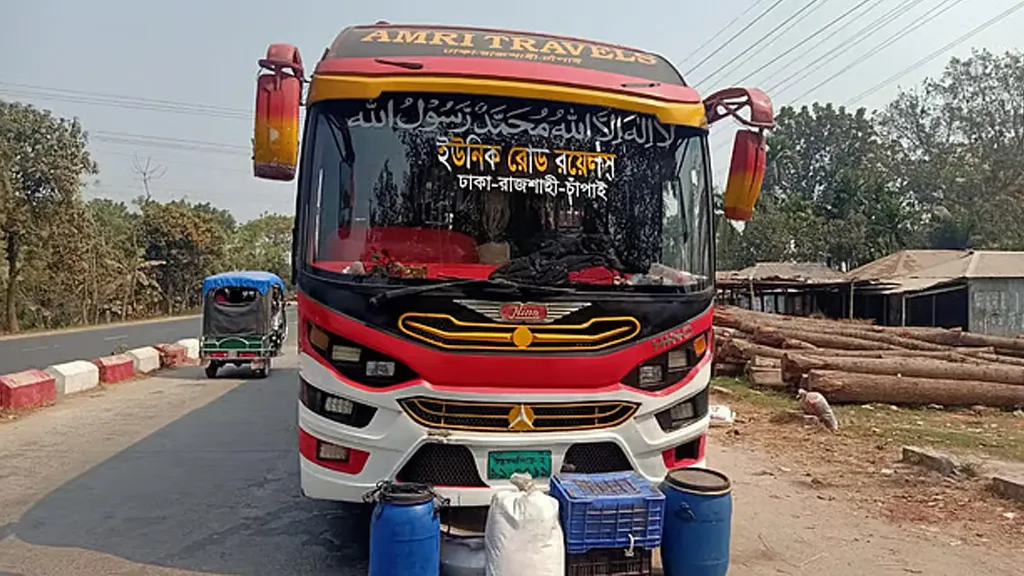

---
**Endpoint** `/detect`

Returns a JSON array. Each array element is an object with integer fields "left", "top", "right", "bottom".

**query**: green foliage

[
  {"left": 719, "top": 48, "right": 1024, "bottom": 270},
  {"left": 0, "top": 101, "right": 293, "bottom": 333},
  {"left": 0, "top": 101, "right": 97, "bottom": 331},
  {"left": 228, "top": 212, "right": 293, "bottom": 282}
]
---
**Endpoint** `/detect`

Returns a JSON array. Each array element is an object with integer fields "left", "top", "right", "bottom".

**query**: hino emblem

[
  {"left": 455, "top": 300, "right": 591, "bottom": 324},
  {"left": 500, "top": 302, "right": 547, "bottom": 323}
]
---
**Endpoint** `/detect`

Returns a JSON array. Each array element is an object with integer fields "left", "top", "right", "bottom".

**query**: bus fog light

[
  {"left": 670, "top": 402, "right": 695, "bottom": 420},
  {"left": 324, "top": 396, "right": 354, "bottom": 415},
  {"left": 655, "top": 388, "right": 709, "bottom": 433}
]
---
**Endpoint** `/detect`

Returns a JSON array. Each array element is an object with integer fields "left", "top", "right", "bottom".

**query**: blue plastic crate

[{"left": 550, "top": 471, "right": 665, "bottom": 554}]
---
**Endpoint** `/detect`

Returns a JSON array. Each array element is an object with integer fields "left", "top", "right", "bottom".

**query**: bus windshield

[{"left": 299, "top": 92, "right": 713, "bottom": 292}]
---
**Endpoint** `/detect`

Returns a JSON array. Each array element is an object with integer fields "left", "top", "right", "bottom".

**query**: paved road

[
  {"left": 0, "top": 322, "right": 372, "bottom": 576},
  {"left": 0, "top": 317, "right": 201, "bottom": 374}
]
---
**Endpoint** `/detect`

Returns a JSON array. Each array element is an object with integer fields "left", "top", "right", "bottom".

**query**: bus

[{"left": 251, "top": 22, "right": 774, "bottom": 507}]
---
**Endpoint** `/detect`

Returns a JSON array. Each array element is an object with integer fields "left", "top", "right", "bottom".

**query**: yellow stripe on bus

[{"left": 307, "top": 74, "right": 709, "bottom": 128}]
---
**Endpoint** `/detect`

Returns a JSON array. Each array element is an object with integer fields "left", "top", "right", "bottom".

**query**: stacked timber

[{"left": 713, "top": 306, "right": 1024, "bottom": 408}]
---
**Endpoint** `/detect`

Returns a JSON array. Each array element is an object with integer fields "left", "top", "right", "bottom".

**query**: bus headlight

[
  {"left": 625, "top": 331, "right": 709, "bottom": 392},
  {"left": 304, "top": 321, "right": 418, "bottom": 387},
  {"left": 654, "top": 388, "right": 709, "bottom": 432}
]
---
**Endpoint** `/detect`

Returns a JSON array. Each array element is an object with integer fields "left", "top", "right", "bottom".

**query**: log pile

[{"left": 713, "top": 306, "right": 1024, "bottom": 408}]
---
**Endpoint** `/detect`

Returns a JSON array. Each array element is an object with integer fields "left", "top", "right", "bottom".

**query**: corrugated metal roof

[
  {"left": 846, "top": 250, "right": 966, "bottom": 282},
  {"left": 854, "top": 250, "right": 1024, "bottom": 294},
  {"left": 875, "top": 278, "right": 960, "bottom": 294},
  {"left": 916, "top": 251, "right": 1024, "bottom": 279},
  {"left": 720, "top": 262, "right": 846, "bottom": 284}
]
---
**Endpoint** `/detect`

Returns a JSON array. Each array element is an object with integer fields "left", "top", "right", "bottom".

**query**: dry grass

[
  {"left": 712, "top": 377, "right": 1024, "bottom": 463},
  {"left": 710, "top": 377, "right": 1024, "bottom": 546}
]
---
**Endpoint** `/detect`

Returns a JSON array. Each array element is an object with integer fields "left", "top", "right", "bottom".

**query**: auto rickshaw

[{"left": 201, "top": 270, "right": 287, "bottom": 378}]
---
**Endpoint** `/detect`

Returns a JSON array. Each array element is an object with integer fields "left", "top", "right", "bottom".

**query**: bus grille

[
  {"left": 396, "top": 444, "right": 487, "bottom": 487},
  {"left": 561, "top": 442, "right": 633, "bottom": 474},
  {"left": 399, "top": 397, "right": 638, "bottom": 433},
  {"left": 395, "top": 442, "right": 634, "bottom": 486}
]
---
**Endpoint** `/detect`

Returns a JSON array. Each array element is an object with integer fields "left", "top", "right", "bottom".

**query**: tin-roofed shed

[
  {"left": 849, "top": 250, "right": 1024, "bottom": 336},
  {"left": 717, "top": 262, "right": 848, "bottom": 317}
]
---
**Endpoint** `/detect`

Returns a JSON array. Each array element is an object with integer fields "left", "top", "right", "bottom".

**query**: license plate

[{"left": 487, "top": 450, "right": 552, "bottom": 480}]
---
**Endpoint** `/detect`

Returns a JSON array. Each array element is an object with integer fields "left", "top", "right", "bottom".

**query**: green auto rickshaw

[{"left": 201, "top": 271, "right": 287, "bottom": 378}]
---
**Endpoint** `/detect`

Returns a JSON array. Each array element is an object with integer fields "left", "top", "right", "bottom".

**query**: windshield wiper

[{"left": 369, "top": 278, "right": 574, "bottom": 307}]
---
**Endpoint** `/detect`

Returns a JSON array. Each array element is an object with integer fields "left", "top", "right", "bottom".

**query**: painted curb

[
  {"left": 126, "top": 347, "right": 161, "bottom": 374},
  {"left": 44, "top": 360, "right": 100, "bottom": 395},
  {"left": 155, "top": 343, "right": 188, "bottom": 368},
  {"left": 0, "top": 369, "right": 57, "bottom": 410},
  {"left": 175, "top": 338, "right": 200, "bottom": 361},
  {"left": 93, "top": 354, "right": 136, "bottom": 384}
]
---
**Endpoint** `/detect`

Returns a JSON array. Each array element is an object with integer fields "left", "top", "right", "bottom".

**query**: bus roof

[{"left": 315, "top": 23, "right": 699, "bottom": 104}]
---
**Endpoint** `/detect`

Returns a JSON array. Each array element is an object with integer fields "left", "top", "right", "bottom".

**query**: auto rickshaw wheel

[
  {"left": 255, "top": 359, "right": 271, "bottom": 379},
  {"left": 205, "top": 362, "right": 219, "bottom": 379}
]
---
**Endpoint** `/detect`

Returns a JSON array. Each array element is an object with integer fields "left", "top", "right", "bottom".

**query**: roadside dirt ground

[{"left": 707, "top": 379, "right": 1024, "bottom": 575}]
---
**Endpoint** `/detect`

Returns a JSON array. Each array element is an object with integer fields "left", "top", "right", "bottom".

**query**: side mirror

[
  {"left": 702, "top": 87, "right": 774, "bottom": 222},
  {"left": 254, "top": 44, "right": 304, "bottom": 181},
  {"left": 722, "top": 130, "right": 767, "bottom": 222}
]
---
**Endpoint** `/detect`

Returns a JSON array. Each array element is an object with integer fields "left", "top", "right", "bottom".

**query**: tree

[
  {"left": 131, "top": 155, "right": 166, "bottom": 201},
  {"left": 229, "top": 212, "right": 294, "bottom": 282},
  {"left": 0, "top": 101, "right": 97, "bottom": 332},
  {"left": 730, "top": 102, "right": 922, "bottom": 269},
  {"left": 86, "top": 198, "right": 159, "bottom": 320},
  {"left": 139, "top": 199, "right": 235, "bottom": 314},
  {"left": 878, "top": 49, "right": 1024, "bottom": 250}
]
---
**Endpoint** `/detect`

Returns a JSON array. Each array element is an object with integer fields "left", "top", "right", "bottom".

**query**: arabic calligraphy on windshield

[{"left": 347, "top": 96, "right": 675, "bottom": 149}]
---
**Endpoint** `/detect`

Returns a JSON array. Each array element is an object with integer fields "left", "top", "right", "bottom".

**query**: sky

[{"left": 2, "top": 0, "right": 1023, "bottom": 222}]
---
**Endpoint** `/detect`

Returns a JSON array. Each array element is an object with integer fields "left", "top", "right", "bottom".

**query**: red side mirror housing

[
  {"left": 703, "top": 87, "right": 774, "bottom": 221},
  {"left": 254, "top": 44, "right": 304, "bottom": 181},
  {"left": 723, "top": 130, "right": 767, "bottom": 221}
]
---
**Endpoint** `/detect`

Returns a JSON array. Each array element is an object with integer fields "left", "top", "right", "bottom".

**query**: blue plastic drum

[
  {"left": 368, "top": 482, "right": 442, "bottom": 576},
  {"left": 659, "top": 468, "right": 733, "bottom": 576}
]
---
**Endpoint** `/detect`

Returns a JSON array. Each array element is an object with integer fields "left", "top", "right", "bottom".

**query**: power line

[
  {"left": 766, "top": 0, "right": 931, "bottom": 96},
  {"left": 93, "top": 136, "right": 249, "bottom": 157},
  {"left": 94, "top": 148, "right": 251, "bottom": 175},
  {"left": 845, "top": 0, "right": 1024, "bottom": 106},
  {"left": 783, "top": 0, "right": 967, "bottom": 105},
  {"left": 696, "top": 0, "right": 835, "bottom": 88},
  {"left": 706, "top": 1, "right": 1023, "bottom": 197},
  {"left": 751, "top": 0, "right": 898, "bottom": 88},
  {"left": 89, "top": 130, "right": 251, "bottom": 158},
  {"left": 0, "top": 82, "right": 251, "bottom": 120},
  {"left": 679, "top": 0, "right": 774, "bottom": 67},
  {"left": 732, "top": 0, "right": 883, "bottom": 87},
  {"left": 685, "top": 0, "right": 791, "bottom": 76},
  {"left": 94, "top": 130, "right": 249, "bottom": 151}
]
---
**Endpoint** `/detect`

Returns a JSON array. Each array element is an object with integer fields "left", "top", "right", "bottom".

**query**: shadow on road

[
  {"left": 11, "top": 366, "right": 370, "bottom": 576},
  {"left": 155, "top": 363, "right": 283, "bottom": 381}
]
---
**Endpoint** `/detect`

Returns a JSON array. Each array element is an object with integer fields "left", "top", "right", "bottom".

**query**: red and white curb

[{"left": 1, "top": 338, "right": 201, "bottom": 411}]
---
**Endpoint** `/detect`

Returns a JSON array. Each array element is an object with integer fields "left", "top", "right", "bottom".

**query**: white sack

[{"left": 483, "top": 473, "right": 564, "bottom": 576}]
